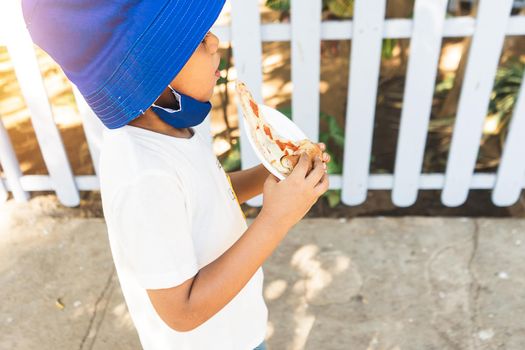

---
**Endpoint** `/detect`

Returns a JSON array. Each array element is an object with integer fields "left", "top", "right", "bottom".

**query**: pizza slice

[{"left": 236, "top": 81, "right": 322, "bottom": 177}]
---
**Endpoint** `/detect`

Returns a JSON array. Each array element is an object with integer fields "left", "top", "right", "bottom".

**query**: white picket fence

[{"left": 0, "top": 0, "right": 524, "bottom": 208}]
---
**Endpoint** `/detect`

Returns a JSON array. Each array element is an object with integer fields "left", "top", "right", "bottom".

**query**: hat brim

[{"left": 85, "top": 0, "right": 226, "bottom": 129}]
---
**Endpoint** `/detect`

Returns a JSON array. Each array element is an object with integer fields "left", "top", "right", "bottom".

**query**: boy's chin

[
  {"left": 188, "top": 88, "right": 214, "bottom": 103},
  {"left": 203, "top": 87, "right": 216, "bottom": 101}
]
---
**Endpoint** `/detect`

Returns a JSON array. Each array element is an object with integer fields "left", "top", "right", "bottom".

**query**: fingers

[
  {"left": 317, "top": 143, "right": 330, "bottom": 162},
  {"left": 299, "top": 144, "right": 326, "bottom": 153},
  {"left": 306, "top": 156, "right": 326, "bottom": 186},
  {"left": 315, "top": 143, "right": 330, "bottom": 163},
  {"left": 293, "top": 143, "right": 329, "bottom": 163},
  {"left": 314, "top": 172, "right": 330, "bottom": 195},
  {"left": 289, "top": 153, "right": 310, "bottom": 178}
]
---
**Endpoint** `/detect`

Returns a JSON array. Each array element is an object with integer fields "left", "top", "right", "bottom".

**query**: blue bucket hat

[{"left": 21, "top": 0, "right": 226, "bottom": 129}]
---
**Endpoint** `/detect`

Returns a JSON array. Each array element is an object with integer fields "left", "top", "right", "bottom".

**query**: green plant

[
  {"left": 435, "top": 72, "right": 455, "bottom": 94},
  {"left": 319, "top": 113, "right": 345, "bottom": 207},
  {"left": 324, "top": 189, "right": 342, "bottom": 208},
  {"left": 265, "top": 0, "right": 290, "bottom": 11},
  {"left": 382, "top": 38, "right": 397, "bottom": 60},
  {"left": 488, "top": 59, "right": 524, "bottom": 147},
  {"left": 216, "top": 57, "right": 229, "bottom": 86},
  {"left": 320, "top": 112, "right": 345, "bottom": 151},
  {"left": 216, "top": 45, "right": 234, "bottom": 143},
  {"left": 326, "top": 0, "right": 354, "bottom": 18},
  {"left": 277, "top": 105, "right": 292, "bottom": 120},
  {"left": 429, "top": 59, "right": 524, "bottom": 170},
  {"left": 265, "top": 0, "right": 354, "bottom": 18},
  {"left": 433, "top": 59, "right": 524, "bottom": 138},
  {"left": 265, "top": 0, "right": 397, "bottom": 60},
  {"left": 220, "top": 141, "right": 241, "bottom": 172}
]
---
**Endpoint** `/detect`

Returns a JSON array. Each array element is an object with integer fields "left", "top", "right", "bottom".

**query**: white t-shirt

[{"left": 99, "top": 124, "right": 268, "bottom": 350}]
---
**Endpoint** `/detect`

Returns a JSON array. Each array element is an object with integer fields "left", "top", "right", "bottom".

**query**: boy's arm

[
  {"left": 146, "top": 209, "right": 290, "bottom": 332},
  {"left": 227, "top": 164, "right": 269, "bottom": 204}
]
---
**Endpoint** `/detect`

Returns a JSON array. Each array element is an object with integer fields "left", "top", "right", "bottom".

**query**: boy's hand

[
  {"left": 317, "top": 142, "right": 331, "bottom": 163},
  {"left": 261, "top": 153, "right": 329, "bottom": 230}
]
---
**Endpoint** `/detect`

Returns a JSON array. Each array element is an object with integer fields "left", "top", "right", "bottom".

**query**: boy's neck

[{"left": 127, "top": 108, "right": 194, "bottom": 139}]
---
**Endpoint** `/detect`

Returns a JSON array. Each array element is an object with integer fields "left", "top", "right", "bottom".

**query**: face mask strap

[{"left": 152, "top": 85, "right": 182, "bottom": 112}]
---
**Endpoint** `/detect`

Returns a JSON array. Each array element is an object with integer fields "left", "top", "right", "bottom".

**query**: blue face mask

[{"left": 151, "top": 85, "right": 211, "bottom": 128}]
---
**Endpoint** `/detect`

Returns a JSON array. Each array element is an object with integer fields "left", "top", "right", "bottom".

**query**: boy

[{"left": 22, "top": 1, "right": 330, "bottom": 349}]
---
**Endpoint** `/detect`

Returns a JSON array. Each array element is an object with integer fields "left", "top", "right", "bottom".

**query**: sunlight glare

[
  {"left": 264, "top": 279, "right": 288, "bottom": 300},
  {"left": 439, "top": 43, "right": 463, "bottom": 72},
  {"left": 483, "top": 114, "right": 500, "bottom": 135}
]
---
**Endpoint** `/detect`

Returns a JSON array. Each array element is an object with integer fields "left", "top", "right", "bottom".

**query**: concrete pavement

[{"left": 0, "top": 200, "right": 524, "bottom": 350}]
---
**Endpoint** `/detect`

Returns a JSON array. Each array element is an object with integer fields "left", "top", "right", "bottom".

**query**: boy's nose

[{"left": 205, "top": 32, "right": 219, "bottom": 54}]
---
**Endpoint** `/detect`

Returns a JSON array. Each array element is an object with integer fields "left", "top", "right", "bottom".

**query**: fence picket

[
  {"left": 211, "top": 17, "right": 525, "bottom": 42},
  {"left": 230, "top": 0, "right": 264, "bottom": 206},
  {"left": 442, "top": 0, "right": 514, "bottom": 207},
  {"left": 5, "top": 3, "right": 79, "bottom": 207},
  {"left": 392, "top": 0, "right": 448, "bottom": 207},
  {"left": 0, "top": 116, "right": 29, "bottom": 202},
  {"left": 291, "top": 0, "right": 322, "bottom": 142},
  {"left": 492, "top": 77, "right": 525, "bottom": 206},
  {"left": 341, "top": 0, "right": 387, "bottom": 205},
  {"left": 0, "top": 181, "right": 6, "bottom": 202},
  {"left": 0, "top": 173, "right": 7, "bottom": 202}
]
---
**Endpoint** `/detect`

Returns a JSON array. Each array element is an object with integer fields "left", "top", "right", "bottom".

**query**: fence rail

[{"left": 0, "top": 0, "right": 524, "bottom": 208}]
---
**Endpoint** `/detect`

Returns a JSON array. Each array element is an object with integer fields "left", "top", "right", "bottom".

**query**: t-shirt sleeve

[{"left": 109, "top": 171, "right": 199, "bottom": 290}]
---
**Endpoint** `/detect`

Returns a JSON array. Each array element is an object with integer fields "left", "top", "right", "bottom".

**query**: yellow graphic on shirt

[{"left": 226, "top": 174, "right": 247, "bottom": 221}]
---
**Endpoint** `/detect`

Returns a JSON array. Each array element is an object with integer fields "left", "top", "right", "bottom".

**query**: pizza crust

[{"left": 281, "top": 140, "right": 322, "bottom": 173}]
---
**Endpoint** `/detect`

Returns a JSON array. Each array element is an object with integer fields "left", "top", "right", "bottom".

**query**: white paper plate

[{"left": 242, "top": 104, "right": 307, "bottom": 180}]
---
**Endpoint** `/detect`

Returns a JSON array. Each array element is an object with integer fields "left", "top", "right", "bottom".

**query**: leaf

[
  {"left": 326, "top": 0, "right": 354, "bottom": 18},
  {"left": 319, "top": 113, "right": 345, "bottom": 171},
  {"left": 321, "top": 113, "right": 345, "bottom": 147},
  {"left": 435, "top": 74, "right": 456, "bottom": 94},
  {"left": 322, "top": 113, "right": 344, "bottom": 134},
  {"left": 216, "top": 76, "right": 228, "bottom": 85},
  {"left": 265, "top": 0, "right": 290, "bottom": 11},
  {"left": 219, "top": 58, "right": 228, "bottom": 71},
  {"left": 221, "top": 142, "right": 241, "bottom": 172},
  {"left": 55, "top": 298, "right": 65, "bottom": 310},
  {"left": 382, "top": 39, "right": 397, "bottom": 60},
  {"left": 278, "top": 105, "right": 293, "bottom": 120},
  {"left": 328, "top": 117, "right": 341, "bottom": 135},
  {"left": 327, "top": 161, "right": 342, "bottom": 174},
  {"left": 324, "top": 190, "right": 342, "bottom": 208},
  {"left": 332, "top": 133, "right": 345, "bottom": 148},
  {"left": 216, "top": 58, "right": 229, "bottom": 85},
  {"left": 326, "top": 150, "right": 342, "bottom": 174},
  {"left": 428, "top": 116, "right": 455, "bottom": 131}
]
